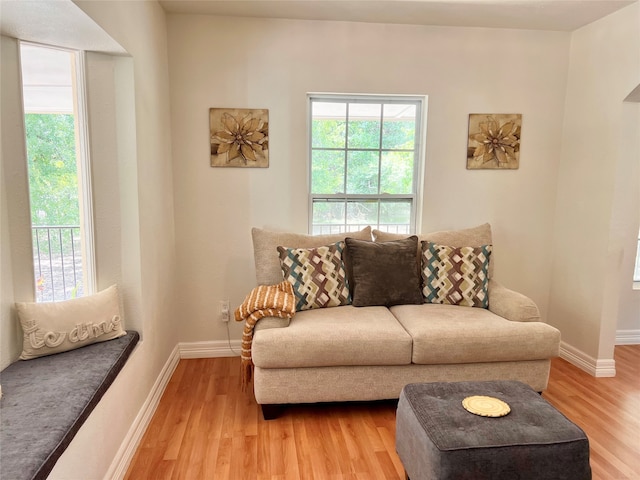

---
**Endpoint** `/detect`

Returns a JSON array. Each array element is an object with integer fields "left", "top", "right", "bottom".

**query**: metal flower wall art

[
  {"left": 210, "top": 108, "right": 269, "bottom": 168},
  {"left": 467, "top": 114, "right": 521, "bottom": 169}
]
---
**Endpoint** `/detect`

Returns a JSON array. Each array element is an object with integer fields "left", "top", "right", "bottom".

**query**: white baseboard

[
  {"left": 616, "top": 329, "right": 640, "bottom": 345},
  {"left": 178, "top": 339, "right": 241, "bottom": 359},
  {"left": 106, "top": 343, "right": 180, "bottom": 479},
  {"left": 560, "top": 341, "right": 616, "bottom": 377},
  {"left": 106, "top": 340, "right": 240, "bottom": 479}
]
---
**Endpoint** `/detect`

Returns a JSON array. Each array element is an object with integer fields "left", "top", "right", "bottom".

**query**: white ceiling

[
  {"left": 158, "top": 0, "right": 637, "bottom": 31},
  {"left": 1, "top": 0, "right": 636, "bottom": 52}
]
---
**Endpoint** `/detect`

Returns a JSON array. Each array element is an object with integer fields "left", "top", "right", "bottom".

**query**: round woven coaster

[{"left": 462, "top": 396, "right": 511, "bottom": 417}]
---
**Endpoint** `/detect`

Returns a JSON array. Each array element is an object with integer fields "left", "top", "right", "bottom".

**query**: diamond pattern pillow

[
  {"left": 421, "top": 242, "right": 492, "bottom": 308},
  {"left": 277, "top": 241, "right": 350, "bottom": 311}
]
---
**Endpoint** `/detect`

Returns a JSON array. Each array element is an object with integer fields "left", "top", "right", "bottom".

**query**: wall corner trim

[
  {"left": 559, "top": 341, "right": 616, "bottom": 378},
  {"left": 616, "top": 329, "right": 640, "bottom": 345}
]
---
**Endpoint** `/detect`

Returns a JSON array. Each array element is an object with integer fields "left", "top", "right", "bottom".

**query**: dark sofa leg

[{"left": 261, "top": 404, "right": 284, "bottom": 420}]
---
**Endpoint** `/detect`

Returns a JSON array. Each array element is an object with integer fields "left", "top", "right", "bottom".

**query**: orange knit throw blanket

[{"left": 234, "top": 281, "right": 296, "bottom": 389}]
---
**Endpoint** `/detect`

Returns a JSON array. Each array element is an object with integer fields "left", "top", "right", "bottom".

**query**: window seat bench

[{"left": 0, "top": 331, "right": 139, "bottom": 480}]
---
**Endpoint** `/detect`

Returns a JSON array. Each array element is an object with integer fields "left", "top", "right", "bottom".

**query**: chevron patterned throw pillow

[
  {"left": 277, "top": 241, "right": 350, "bottom": 311},
  {"left": 421, "top": 242, "right": 492, "bottom": 308}
]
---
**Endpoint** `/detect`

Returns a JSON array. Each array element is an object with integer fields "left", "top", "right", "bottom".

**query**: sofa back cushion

[
  {"left": 252, "top": 226, "right": 372, "bottom": 285},
  {"left": 372, "top": 223, "right": 494, "bottom": 278}
]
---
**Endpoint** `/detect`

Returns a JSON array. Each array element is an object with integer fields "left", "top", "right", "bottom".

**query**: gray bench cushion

[
  {"left": 390, "top": 304, "right": 560, "bottom": 364},
  {"left": 0, "top": 331, "right": 139, "bottom": 480},
  {"left": 253, "top": 306, "right": 412, "bottom": 368}
]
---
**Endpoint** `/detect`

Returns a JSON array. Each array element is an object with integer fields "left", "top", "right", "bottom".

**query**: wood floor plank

[
  {"left": 126, "top": 345, "right": 640, "bottom": 479},
  {"left": 291, "top": 415, "right": 316, "bottom": 479},
  {"left": 542, "top": 345, "right": 640, "bottom": 480},
  {"left": 326, "top": 409, "right": 357, "bottom": 476},
  {"left": 377, "top": 425, "right": 405, "bottom": 479}
]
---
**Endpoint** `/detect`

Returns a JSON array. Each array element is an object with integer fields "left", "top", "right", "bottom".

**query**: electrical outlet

[{"left": 220, "top": 300, "right": 230, "bottom": 322}]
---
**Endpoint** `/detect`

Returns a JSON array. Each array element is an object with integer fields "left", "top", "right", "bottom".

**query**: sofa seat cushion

[
  {"left": 252, "top": 305, "right": 412, "bottom": 368},
  {"left": 390, "top": 304, "right": 560, "bottom": 365}
]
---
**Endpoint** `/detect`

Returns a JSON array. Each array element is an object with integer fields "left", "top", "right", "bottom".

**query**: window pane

[
  {"left": 25, "top": 114, "right": 80, "bottom": 225},
  {"left": 312, "top": 200, "right": 345, "bottom": 228},
  {"left": 311, "top": 150, "right": 344, "bottom": 194},
  {"left": 380, "top": 151, "right": 414, "bottom": 194},
  {"left": 382, "top": 104, "right": 417, "bottom": 150},
  {"left": 379, "top": 201, "right": 411, "bottom": 234},
  {"left": 347, "top": 150, "right": 379, "bottom": 194},
  {"left": 347, "top": 201, "right": 378, "bottom": 227},
  {"left": 309, "top": 95, "right": 423, "bottom": 234},
  {"left": 312, "top": 102, "right": 346, "bottom": 148},
  {"left": 21, "top": 44, "right": 90, "bottom": 302},
  {"left": 347, "top": 103, "right": 381, "bottom": 149}
]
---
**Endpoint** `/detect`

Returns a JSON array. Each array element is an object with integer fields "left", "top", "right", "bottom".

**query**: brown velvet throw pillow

[{"left": 345, "top": 236, "right": 423, "bottom": 307}]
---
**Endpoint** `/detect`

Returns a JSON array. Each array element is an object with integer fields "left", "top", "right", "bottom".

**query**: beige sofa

[{"left": 250, "top": 224, "right": 560, "bottom": 419}]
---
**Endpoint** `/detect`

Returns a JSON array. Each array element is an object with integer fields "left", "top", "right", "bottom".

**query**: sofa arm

[
  {"left": 488, "top": 279, "right": 541, "bottom": 322},
  {"left": 254, "top": 316, "right": 291, "bottom": 331}
]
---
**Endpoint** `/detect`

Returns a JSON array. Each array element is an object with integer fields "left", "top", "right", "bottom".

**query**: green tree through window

[{"left": 25, "top": 113, "right": 80, "bottom": 226}]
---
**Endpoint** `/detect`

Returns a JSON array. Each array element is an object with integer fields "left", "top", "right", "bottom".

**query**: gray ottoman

[{"left": 396, "top": 381, "right": 591, "bottom": 480}]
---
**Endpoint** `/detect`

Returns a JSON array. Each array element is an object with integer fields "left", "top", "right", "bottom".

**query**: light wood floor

[{"left": 125, "top": 345, "right": 640, "bottom": 479}]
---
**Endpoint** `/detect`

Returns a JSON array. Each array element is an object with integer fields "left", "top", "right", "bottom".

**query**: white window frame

[
  {"left": 73, "top": 50, "right": 97, "bottom": 297},
  {"left": 308, "top": 93, "right": 427, "bottom": 235},
  {"left": 19, "top": 41, "right": 96, "bottom": 301}
]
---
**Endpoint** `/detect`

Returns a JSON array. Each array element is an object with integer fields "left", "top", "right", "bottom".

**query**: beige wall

[
  {"left": 167, "top": 14, "right": 570, "bottom": 343},
  {"left": 51, "top": 1, "right": 178, "bottom": 477},
  {"left": 1, "top": 0, "right": 178, "bottom": 473},
  {"left": 549, "top": 3, "right": 640, "bottom": 364},
  {"left": 0, "top": 143, "right": 14, "bottom": 369},
  {"left": 616, "top": 5, "right": 640, "bottom": 341},
  {"left": 614, "top": 90, "right": 640, "bottom": 340},
  {"left": 0, "top": 36, "right": 34, "bottom": 369}
]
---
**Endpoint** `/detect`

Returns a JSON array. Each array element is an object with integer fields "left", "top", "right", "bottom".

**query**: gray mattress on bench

[{"left": 0, "top": 331, "right": 139, "bottom": 480}]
